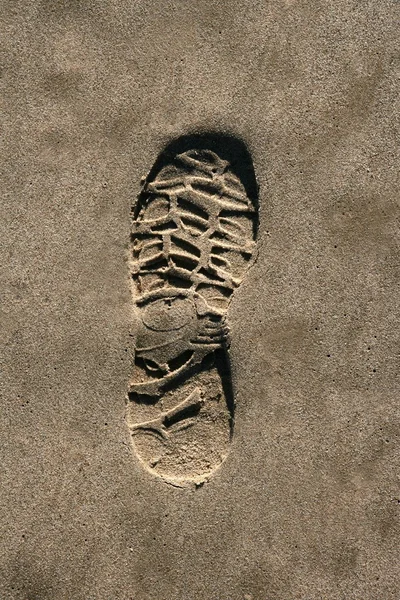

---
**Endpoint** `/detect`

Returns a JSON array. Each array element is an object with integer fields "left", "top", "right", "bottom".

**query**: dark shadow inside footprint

[{"left": 214, "top": 348, "right": 235, "bottom": 433}]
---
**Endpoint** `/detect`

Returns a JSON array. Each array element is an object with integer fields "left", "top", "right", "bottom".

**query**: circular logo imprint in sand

[{"left": 141, "top": 296, "right": 196, "bottom": 332}]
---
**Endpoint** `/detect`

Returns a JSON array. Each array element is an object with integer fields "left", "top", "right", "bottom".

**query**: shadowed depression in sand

[{"left": 126, "top": 135, "right": 258, "bottom": 485}]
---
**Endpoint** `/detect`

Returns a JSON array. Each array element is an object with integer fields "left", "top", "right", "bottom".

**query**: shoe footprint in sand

[{"left": 126, "top": 135, "right": 258, "bottom": 486}]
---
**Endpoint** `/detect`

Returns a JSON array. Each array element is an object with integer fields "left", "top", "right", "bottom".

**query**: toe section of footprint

[{"left": 126, "top": 135, "right": 258, "bottom": 486}]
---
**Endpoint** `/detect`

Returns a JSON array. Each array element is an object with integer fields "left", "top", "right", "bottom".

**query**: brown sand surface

[{"left": 1, "top": 1, "right": 399, "bottom": 598}]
